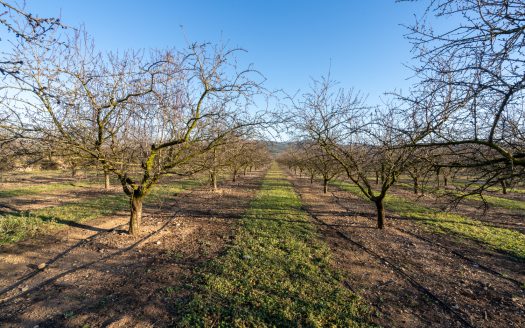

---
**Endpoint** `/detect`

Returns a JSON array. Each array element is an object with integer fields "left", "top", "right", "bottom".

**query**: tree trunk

[
  {"left": 375, "top": 171, "right": 379, "bottom": 185},
  {"left": 443, "top": 175, "right": 448, "bottom": 187},
  {"left": 310, "top": 174, "right": 314, "bottom": 184},
  {"left": 243, "top": 167, "right": 247, "bottom": 176},
  {"left": 211, "top": 171, "right": 218, "bottom": 191},
  {"left": 375, "top": 198, "right": 385, "bottom": 229},
  {"left": 501, "top": 180, "right": 507, "bottom": 194},
  {"left": 413, "top": 177, "right": 419, "bottom": 194},
  {"left": 71, "top": 166, "right": 78, "bottom": 178},
  {"left": 104, "top": 169, "right": 110, "bottom": 189},
  {"left": 232, "top": 169, "right": 237, "bottom": 182},
  {"left": 323, "top": 178, "right": 328, "bottom": 194},
  {"left": 129, "top": 192, "right": 144, "bottom": 236}
]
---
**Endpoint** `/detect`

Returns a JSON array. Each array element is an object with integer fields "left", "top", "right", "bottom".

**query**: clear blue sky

[{"left": 25, "top": 0, "right": 429, "bottom": 105}]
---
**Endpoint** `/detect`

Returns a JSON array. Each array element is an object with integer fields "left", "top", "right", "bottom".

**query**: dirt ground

[
  {"left": 0, "top": 171, "right": 265, "bottom": 327},
  {"left": 289, "top": 174, "right": 525, "bottom": 328}
]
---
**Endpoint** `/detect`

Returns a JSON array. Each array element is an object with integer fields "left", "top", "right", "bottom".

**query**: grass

[
  {"left": 333, "top": 181, "right": 525, "bottom": 261},
  {"left": 466, "top": 194, "right": 525, "bottom": 212},
  {"left": 0, "top": 183, "right": 86, "bottom": 198},
  {"left": 0, "top": 193, "right": 129, "bottom": 245},
  {"left": 0, "top": 179, "right": 201, "bottom": 245},
  {"left": 397, "top": 180, "right": 525, "bottom": 212},
  {"left": 178, "top": 163, "right": 375, "bottom": 327}
]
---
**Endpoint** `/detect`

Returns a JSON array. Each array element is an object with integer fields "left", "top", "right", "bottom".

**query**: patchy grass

[
  {"left": 466, "top": 194, "right": 525, "bottom": 212},
  {"left": 147, "top": 179, "right": 203, "bottom": 202},
  {"left": 333, "top": 181, "right": 525, "bottom": 261},
  {"left": 0, "top": 213, "right": 47, "bottom": 244},
  {"left": 0, "top": 193, "right": 129, "bottom": 245},
  {"left": 178, "top": 164, "right": 374, "bottom": 327},
  {"left": 0, "top": 183, "right": 87, "bottom": 198},
  {"left": 0, "top": 179, "right": 200, "bottom": 245}
]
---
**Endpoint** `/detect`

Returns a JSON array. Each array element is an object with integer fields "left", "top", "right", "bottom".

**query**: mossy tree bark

[
  {"left": 104, "top": 169, "right": 110, "bottom": 189},
  {"left": 128, "top": 189, "right": 144, "bottom": 236}
]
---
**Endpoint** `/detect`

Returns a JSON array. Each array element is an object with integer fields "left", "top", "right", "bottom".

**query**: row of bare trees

[
  {"left": 0, "top": 2, "right": 271, "bottom": 235},
  {"left": 401, "top": 0, "right": 525, "bottom": 194},
  {"left": 283, "top": 77, "right": 421, "bottom": 229},
  {"left": 284, "top": 0, "right": 525, "bottom": 229}
]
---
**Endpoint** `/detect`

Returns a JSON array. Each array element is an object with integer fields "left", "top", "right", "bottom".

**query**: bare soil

[
  {"left": 0, "top": 171, "right": 265, "bottom": 327},
  {"left": 290, "top": 175, "right": 525, "bottom": 328}
]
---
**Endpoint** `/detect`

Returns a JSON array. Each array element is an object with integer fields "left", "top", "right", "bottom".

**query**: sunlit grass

[
  {"left": 467, "top": 194, "right": 525, "bottom": 212},
  {"left": 0, "top": 179, "right": 200, "bottom": 245},
  {"left": 333, "top": 181, "right": 525, "bottom": 260},
  {"left": 178, "top": 164, "right": 375, "bottom": 327},
  {"left": 0, "top": 183, "right": 87, "bottom": 198},
  {"left": 396, "top": 181, "right": 525, "bottom": 212}
]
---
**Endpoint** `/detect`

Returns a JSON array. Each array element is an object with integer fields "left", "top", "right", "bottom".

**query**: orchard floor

[
  {"left": 289, "top": 173, "right": 525, "bottom": 328},
  {"left": 0, "top": 167, "right": 524, "bottom": 327},
  {"left": 0, "top": 170, "right": 265, "bottom": 327}
]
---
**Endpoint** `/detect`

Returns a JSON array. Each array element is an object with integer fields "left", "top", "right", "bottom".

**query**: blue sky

[{"left": 25, "top": 0, "right": 429, "bottom": 105}]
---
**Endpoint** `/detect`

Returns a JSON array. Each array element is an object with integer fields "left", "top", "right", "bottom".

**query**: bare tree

[
  {"left": 7, "top": 29, "right": 266, "bottom": 235},
  {"left": 0, "top": 0, "right": 63, "bottom": 78},
  {"left": 403, "top": 0, "right": 525, "bottom": 195},
  {"left": 223, "top": 137, "right": 270, "bottom": 182},
  {"left": 287, "top": 142, "right": 342, "bottom": 193},
  {"left": 292, "top": 76, "right": 419, "bottom": 229},
  {"left": 0, "top": 1, "right": 64, "bottom": 179}
]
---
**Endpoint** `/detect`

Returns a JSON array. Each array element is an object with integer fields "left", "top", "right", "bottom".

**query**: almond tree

[
  {"left": 8, "top": 30, "right": 265, "bottom": 235},
  {"left": 292, "top": 77, "right": 419, "bottom": 229},
  {"left": 0, "top": 1, "right": 63, "bottom": 178},
  {"left": 404, "top": 0, "right": 525, "bottom": 194},
  {"left": 224, "top": 138, "right": 270, "bottom": 182}
]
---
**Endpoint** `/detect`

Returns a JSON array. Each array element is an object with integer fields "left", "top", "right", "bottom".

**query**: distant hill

[{"left": 265, "top": 141, "right": 292, "bottom": 156}]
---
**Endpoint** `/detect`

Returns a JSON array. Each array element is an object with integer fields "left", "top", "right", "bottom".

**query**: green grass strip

[
  {"left": 333, "top": 181, "right": 525, "bottom": 260},
  {"left": 178, "top": 164, "right": 375, "bottom": 327},
  {"left": 466, "top": 194, "right": 525, "bottom": 212},
  {"left": 397, "top": 181, "right": 525, "bottom": 211}
]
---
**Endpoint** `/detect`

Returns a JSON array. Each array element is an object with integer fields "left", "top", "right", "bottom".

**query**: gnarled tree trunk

[
  {"left": 323, "top": 178, "right": 328, "bottom": 193},
  {"left": 374, "top": 198, "right": 385, "bottom": 229},
  {"left": 211, "top": 170, "right": 218, "bottom": 191},
  {"left": 129, "top": 191, "right": 144, "bottom": 236},
  {"left": 104, "top": 169, "right": 110, "bottom": 189}
]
